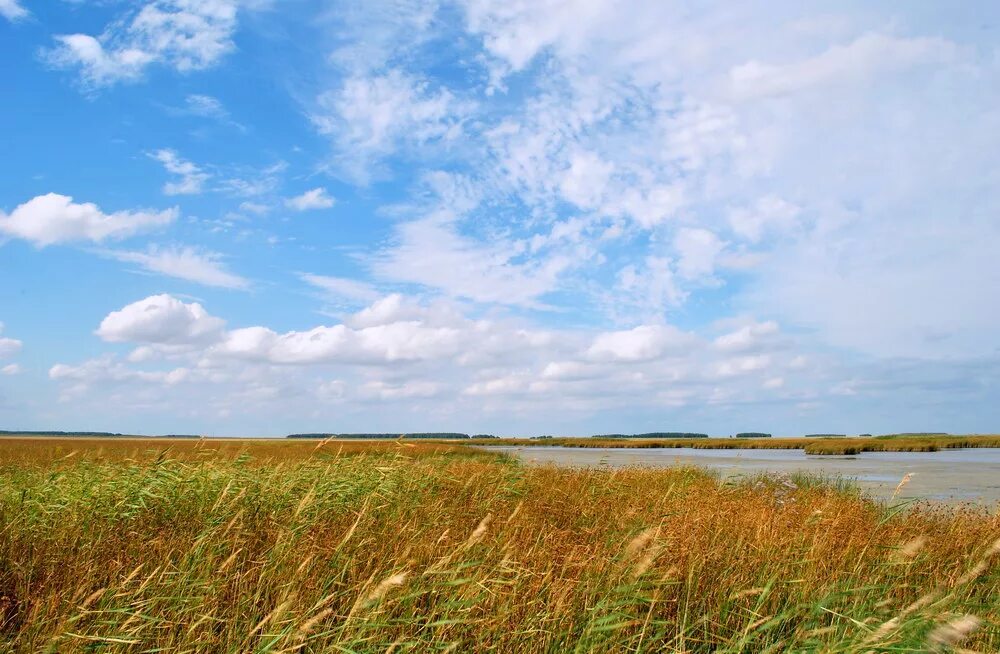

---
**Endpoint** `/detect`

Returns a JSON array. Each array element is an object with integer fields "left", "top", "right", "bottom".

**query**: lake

[{"left": 490, "top": 446, "right": 1000, "bottom": 505}]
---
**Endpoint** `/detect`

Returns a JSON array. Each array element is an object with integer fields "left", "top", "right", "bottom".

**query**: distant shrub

[
  {"left": 594, "top": 432, "right": 709, "bottom": 439},
  {"left": 286, "top": 433, "right": 471, "bottom": 440},
  {"left": 735, "top": 432, "right": 772, "bottom": 438}
]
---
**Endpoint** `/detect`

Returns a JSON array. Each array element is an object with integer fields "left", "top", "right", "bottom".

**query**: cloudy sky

[{"left": 1, "top": 1, "right": 998, "bottom": 436}]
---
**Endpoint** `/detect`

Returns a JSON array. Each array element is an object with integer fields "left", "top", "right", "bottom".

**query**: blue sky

[{"left": 1, "top": 1, "right": 998, "bottom": 436}]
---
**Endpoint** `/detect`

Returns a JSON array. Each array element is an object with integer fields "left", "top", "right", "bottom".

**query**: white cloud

[
  {"left": 150, "top": 149, "right": 210, "bottom": 195},
  {"left": 45, "top": 0, "right": 262, "bottom": 89},
  {"left": 728, "top": 196, "right": 800, "bottom": 243},
  {"left": 312, "top": 69, "right": 470, "bottom": 182},
  {"left": 96, "top": 294, "right": 225, "bottom": 345},
  {"left": 46, "top": 34, "right": 154, "bottom": 87},
  {"left": 372, "top": 214, "right": 570, "bottom": 307},
  {"left": 610, "top": 256, "right": 686, "bottom": 321},
  {"left": 345, "top": 294, "right": 432, "bottom": 329},
  {"left": 674, "top": 228, "right": 726, "bottom": 281},
  {"left": 359, "top": 380, "right": 443, "bottom": 400},
  {"left": 215, "top": 321, "right": 464, "bottom": 365},
  {"left": 238, "top": 201, "right": 270, "bottom": 215},
  {"left": 219, "top": 161, "right": 287, "bottom": 198},
  {"left": 462, "top": 0, "right": 614, "bottom": 73},
  {"left": 51, "top": 291, "right": 923, "bottom": 433},
  {"left": 463, "top": 374, "right": 530, "bottom": 397},
  {"left": 300, "top": 273, "right": 378, "bottom": 302},
  {"left": 0, "top": 0, "right": 28, "bottom": 21},
  {"left": 559, "top": 150, "right": 613, "bottom": 209},
  {"left": 0, "top": 322, "right": 22, "bottom": 358},
  {"left": 186, "top": 94, "right": 227, "bottom": 117},
  {"left": 285, "top": 188, "right": 335, "bottom": 211},
  {"left": 713, "top": 320, "right": 780, "bottom": 353},
  {"left": 587, "top": 325, "right": 698, "bottom": 363},
  {"left": 0, "top": 193, "right": 176, "bottom": 246},
  {"left": 102, "top": 246, "right": 250, "bottom": 289},
  {"left": 715, "top": 354, "right": 771, "bottom": 378},
  {"left": 729, "top": 33, "right": 957, "bottom": 100},
  {"left": 1, "top": 364, "right": 21, "bottom": 376}
]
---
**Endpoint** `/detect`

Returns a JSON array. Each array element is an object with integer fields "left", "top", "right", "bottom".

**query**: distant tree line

[
  {"left": 594, "top": 432, "right": 709, "bottom": 439},
  {"left": 0, "top": 430, "right": 124, "bottom": 437},
  {"left": 286, "top": 433, "right": 472, "bottom": 440},
  {"left": 0, "top": 431, "right": 201, "bottom": 438},
  {"left": 735, "top": 432, "right": 772, "bottom": 438},
  {"left": 805, "top": 434, "right": 847, "bottom": 438}
]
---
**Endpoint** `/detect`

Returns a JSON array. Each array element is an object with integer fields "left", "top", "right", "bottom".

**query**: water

[{"left": 490, "top": 446, "right": 1000, "bottom": 505}]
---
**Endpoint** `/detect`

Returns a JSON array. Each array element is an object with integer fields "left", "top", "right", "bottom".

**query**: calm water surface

[{"left": 491, "top": 446, "right": 1000, "bottom": 505}]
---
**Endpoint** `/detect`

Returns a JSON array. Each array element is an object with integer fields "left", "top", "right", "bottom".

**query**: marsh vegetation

[
  {"left": 0, "top": 438, "right": 996, "bottom": 652},
  {"left": 461, "top": 434, "right": 1000, "bottom": 456}
]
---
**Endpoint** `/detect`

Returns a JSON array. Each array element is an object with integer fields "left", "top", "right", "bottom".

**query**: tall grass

[
  {"left": 464, "top": 434, "right": 1000, "bottom": 455},
  {"left": 0, "top": 439, "right": 996, "bottom": 652}
]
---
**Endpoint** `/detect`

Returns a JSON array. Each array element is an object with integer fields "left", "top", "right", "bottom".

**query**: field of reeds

[
  {"left": 461, "top": 434, "right": 1000, "bottom": 456},
  {"left": 0, "top": 437, "right": 997, "bottom": 652}
]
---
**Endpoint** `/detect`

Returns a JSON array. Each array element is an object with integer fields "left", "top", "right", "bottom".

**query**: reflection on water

[{"left": 490, "top": 446, "right": 1000, "bottom": 505}]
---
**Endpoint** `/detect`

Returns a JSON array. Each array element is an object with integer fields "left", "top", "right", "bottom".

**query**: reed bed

[
  {"left": 0, "top": 438, "right": 997, "bottom": 652},
  {"left": 464, "top": 435, "right": 1000, "bottom": 456}
]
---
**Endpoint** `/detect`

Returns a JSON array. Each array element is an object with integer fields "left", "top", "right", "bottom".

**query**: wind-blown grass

[
  {"left": 0, "top": 439, "right": 997, "bottom": 652},
  {"left": 461, "top": 434, "right": 1000, "bottom": 455}
]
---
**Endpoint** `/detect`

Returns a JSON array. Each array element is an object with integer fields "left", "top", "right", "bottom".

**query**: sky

[{"left": 1, "top": 1, "right": 998, "bottom": 437}]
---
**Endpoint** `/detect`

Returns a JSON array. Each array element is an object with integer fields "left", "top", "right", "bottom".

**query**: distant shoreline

[{"left": 1, "top": 432, "right": 999, "bottom": 455}]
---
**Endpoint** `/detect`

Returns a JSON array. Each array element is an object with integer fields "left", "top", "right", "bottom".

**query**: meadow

[{"left": 0, "top": 437, "right": 997, "bottom": 652}]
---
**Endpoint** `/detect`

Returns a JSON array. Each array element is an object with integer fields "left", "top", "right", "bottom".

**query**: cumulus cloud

[
  {"left": 52, "top": 291, "right": 947, "bottom": 433},
  {"left": 715, "top": 355, "right": 771, "bottom": 378},
  {"left": 285, "top": 188, "right": 335, "bottom": 211},
  {"left": 215, "top": 321, "right": 463, "bottom": 365},
  {"left": 101, "top": 246, "right": 250, "bottom": 289},
  {"left": 96, "top": 294, "right": 225, "bottom": 345},
  {"left": 713, "top": 320, "right": 780, "bottom": 353},
  {"left": 0, "top": 193, "right": 176, "bottom": 246},
  {"left": 0, "top": 322, "right": 22, "bottom": 359},
  {"left": 0, "top": 364, "right": 21, "bottom": 376},
  {"left": 587, "top": 325, "right": 698, "bottom": 363}
]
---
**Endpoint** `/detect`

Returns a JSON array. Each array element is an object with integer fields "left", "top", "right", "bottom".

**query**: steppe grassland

[{"left": 0, "top": 437, "right": 996, "bottom": 652}]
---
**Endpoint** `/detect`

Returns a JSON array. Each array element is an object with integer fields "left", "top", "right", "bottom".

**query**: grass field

[
  {"left": 460, "top": 434, "right": 1000, "bottom": 455},
  {"left": 0, "top": 438, "right": 997, "bottom": 652}
]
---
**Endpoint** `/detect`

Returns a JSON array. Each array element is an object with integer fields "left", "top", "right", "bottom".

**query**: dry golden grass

[
  {"left": 0, "top": 438, "right": 996, "bottom": 652},
  {"left": 0, "top": 436, "right": 471, "bottom": 467},
  {"left": 465, "top": 434, "right": 1000, "bottom": 455}
]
